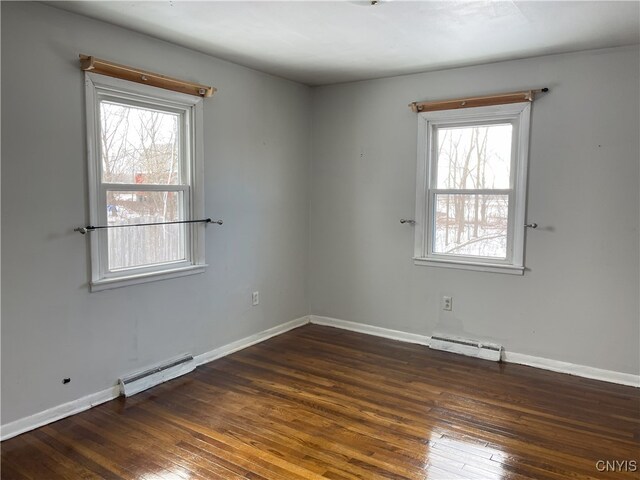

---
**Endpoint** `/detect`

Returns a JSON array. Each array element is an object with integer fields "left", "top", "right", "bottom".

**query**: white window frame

[
  {"left": 85, "top": 73, "right": 206, "bottom": 291},
  {"left": 413, "top": 102, "right": 531, "bottom": 275}
]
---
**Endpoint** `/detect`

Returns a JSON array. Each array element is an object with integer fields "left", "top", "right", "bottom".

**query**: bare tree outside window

[
  {"left": 433, "top": 124, "right": 512, "bottom": 259},
  {"left": 100, "top": 102, "right": 185, "bottom": 270}
]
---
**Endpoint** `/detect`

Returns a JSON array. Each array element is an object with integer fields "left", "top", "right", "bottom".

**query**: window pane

[
  {"left": 106, "top": 190, "right": 185, "bottom": 270},
  {"left": 433, "top": 194, "right": 508, "bottom": 259},
  {"left": 100, "top": 101, "right": 181, "bottom": 185},
  {"left": 436, "top": 124, "right": 512, "bottom": 189}
]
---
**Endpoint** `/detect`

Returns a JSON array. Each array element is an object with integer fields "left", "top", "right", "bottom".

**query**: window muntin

[
  {"left": 414, "top": 103, "right": 530, "bottom": 274},
  {"left": 85, "top": 73, "right": 205, "bottom": 290}
]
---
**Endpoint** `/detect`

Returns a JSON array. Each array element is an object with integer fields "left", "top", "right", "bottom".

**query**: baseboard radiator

[
  {"left": 429, "top": 334, "right": 503, "bottom": 362},
  {"left": 119, "top": 354, "right": 196, "bottom": 397}
]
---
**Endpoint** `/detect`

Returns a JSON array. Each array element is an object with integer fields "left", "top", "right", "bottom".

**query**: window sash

[
  {"left": 430, "top": 120, "right": 518, "bottom": 190},
  {"left": 99, "top": 186, "right": 192, "bottom": 275},
  {"left": 427, "top": 191, "right": 515, "bottom": 264},
  {"left": 96, "top": 94, "right": 191, "bottom": 188}
]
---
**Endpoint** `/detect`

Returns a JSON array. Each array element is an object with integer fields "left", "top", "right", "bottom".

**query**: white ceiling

[{"left": 50, "top": 1, "right": 640, "bottom": 86}]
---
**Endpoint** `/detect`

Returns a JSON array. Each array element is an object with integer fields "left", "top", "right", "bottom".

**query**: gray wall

[
  {"left": 2, "top": 1, "right": 639, "bottom": 429},
  {"left": 309, "top": 46, "right": 640, "bottom": 375},
  {"left": 1, "top": 2, "right": 311, "bottom": 424}
]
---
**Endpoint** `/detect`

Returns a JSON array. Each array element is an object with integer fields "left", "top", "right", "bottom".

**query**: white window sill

[
  {"left": 91, "top": 265, "right": 207, "bottom": 292},
  {"left": 413, "top": 257, "right": 524, "bottom": 275}
]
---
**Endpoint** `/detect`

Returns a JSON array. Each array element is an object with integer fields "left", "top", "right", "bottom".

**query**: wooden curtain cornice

[
  {"left": 79, "top": 54, "right": 216, "bottom": 98},
  {"left": 409, "top": 88, "right": 548, "bottom": 113}
]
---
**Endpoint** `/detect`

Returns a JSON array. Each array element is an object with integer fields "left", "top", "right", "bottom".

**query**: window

[
  {"left": 85, "top": 73, "right": 205, "bottom": 290},
  {"left": 413, "top": 102, "right": 531, "bottom": 274}
]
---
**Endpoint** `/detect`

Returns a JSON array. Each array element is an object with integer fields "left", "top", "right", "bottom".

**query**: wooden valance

[
  {"left": 409, "top": 88, "right": 548, "bottom": 113},
  {"left": 79, "top": 54, "right": 216, "bottom": 98}
]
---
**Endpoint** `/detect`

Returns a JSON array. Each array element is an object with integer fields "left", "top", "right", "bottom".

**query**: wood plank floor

[{"left": 2, "top": 324, "right": 639, "bottom": 479}]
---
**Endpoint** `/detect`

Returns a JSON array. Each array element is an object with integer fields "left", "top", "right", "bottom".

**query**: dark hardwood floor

[{"left": 2, "top": 324, "right": 639, "bottom": 479}]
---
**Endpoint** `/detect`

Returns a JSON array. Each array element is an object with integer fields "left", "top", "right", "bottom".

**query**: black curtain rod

[{"left": 74, "top": 218, "right": 223, "bottom": 235}]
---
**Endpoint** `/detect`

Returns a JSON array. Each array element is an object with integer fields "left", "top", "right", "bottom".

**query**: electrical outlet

[
  {"left": 442, "top": 296, "right": 452, "bottom": 311},
  {"left": 252, "top": 291, "right": 259, "bottom": 306}
]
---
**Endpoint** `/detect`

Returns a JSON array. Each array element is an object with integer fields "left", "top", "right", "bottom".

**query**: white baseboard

[
  {"left": 310, "top": 315, "right": 639, "bottom": 388},
  {"left": 310, "top": 315, "right": 430, "bottom": 346},
  {"left": 0, "top": 316, "right": 310, "bottom": 442},
  {"left": 194, "top": 316, "right": 310, "bottom": 366},
  {"left": 0, "top": 385, "right": 121, "bottom": 442},
  {"left": 503, "top": 351, "right": 640, "bottom": 388},
  {"left": 3, "top": 314, "right": 635, "bottom": 442}
]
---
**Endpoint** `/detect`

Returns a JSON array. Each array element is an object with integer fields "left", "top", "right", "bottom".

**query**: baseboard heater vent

[
  {"left": 429, "top": 334, "right": 503, "bottom": 362},
  {"left": 119, "top": 354, "right": 195, "bottom": 397}
]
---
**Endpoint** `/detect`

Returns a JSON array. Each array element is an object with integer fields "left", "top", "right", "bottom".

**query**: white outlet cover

[{"left": 443, "top": 296, "right": 452, "bottom": 311}]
